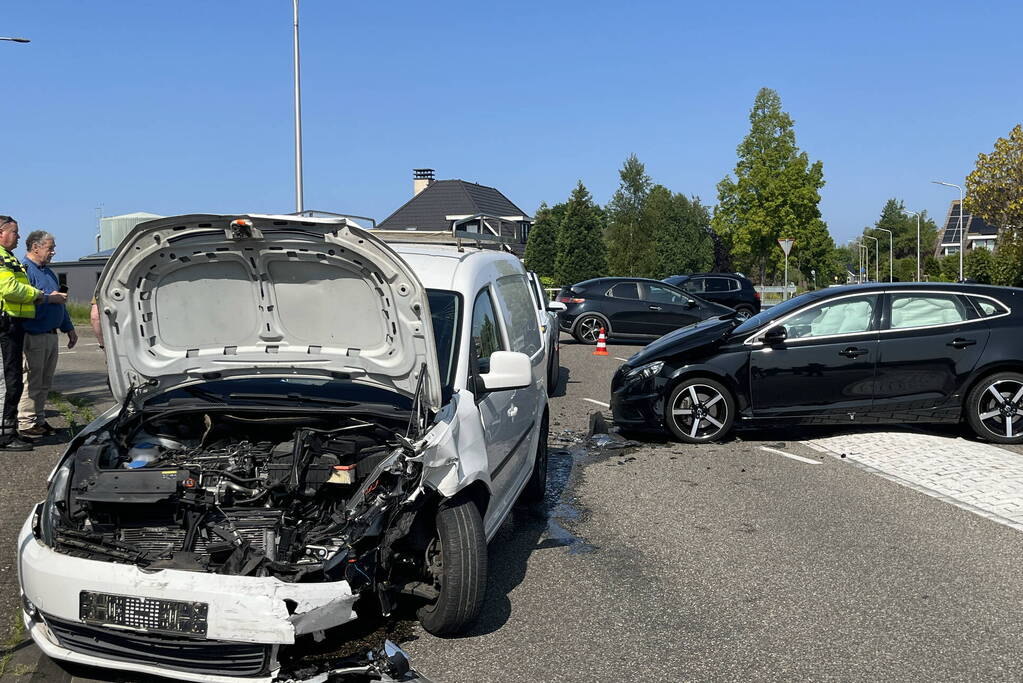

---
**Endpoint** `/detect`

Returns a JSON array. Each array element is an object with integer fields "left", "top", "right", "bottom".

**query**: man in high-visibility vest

[{"left": 0, "top": 216, "right": 67, "bottom": 451}]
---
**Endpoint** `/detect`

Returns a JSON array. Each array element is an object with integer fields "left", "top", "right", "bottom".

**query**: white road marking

[
  {"left": 760, "top": 446, "right": 821, "bottom": 465},
  {"left": 615, "top": 357, "right": 629, "bottom": 362},
  {"left": 582, "top": 398, "right": 610, "bottom": 409}
]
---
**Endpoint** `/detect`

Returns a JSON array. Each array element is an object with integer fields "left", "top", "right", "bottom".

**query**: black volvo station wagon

[{"left": 611, "top": 283, "right": 1023, "bottom": 444}]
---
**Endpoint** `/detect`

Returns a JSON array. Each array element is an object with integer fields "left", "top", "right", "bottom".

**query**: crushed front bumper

[{"left": 17, "top": 517, "right": 359, "bottom": 682}]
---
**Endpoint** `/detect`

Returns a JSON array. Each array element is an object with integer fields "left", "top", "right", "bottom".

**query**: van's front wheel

[{"left": 416, "top": 498, "right": 487, "bottom": 636}]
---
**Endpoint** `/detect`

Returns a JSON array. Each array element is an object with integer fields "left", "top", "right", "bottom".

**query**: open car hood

[{"left": 96, "top": 213, "right": 442, "bottom": 410}]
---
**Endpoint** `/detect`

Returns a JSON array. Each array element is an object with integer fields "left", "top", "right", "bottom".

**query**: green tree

[
  {"left": 524, "top": 201, "right": 565, "bottom": 279},
  {"left": 864, "top": 199, "right": 938, "bottom": 281},
  {"left": 712, "top": 88, "right": 835, "bottom": 286},
  {"left": 965, "top": 124, "right": 1023, "bottom": 232},
  {"left": 963, "top": 247, "right": 994, "bottom": 284},
  {"left": 645, "top": 185, "right": 715, "bottom": 278},
  {"left": 555, "top": 182, "right": 607, "bottom": 285},
  {"left": 991, "top": 229, "right": 1023, "bottom": 287},
  {"left": 605, "top": 154, "right": 655, "bottom": 277}
]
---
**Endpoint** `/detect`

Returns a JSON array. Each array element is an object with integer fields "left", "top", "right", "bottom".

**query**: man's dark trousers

[{"left": 0, "top": 318, "right": 25, "bottom": 438}]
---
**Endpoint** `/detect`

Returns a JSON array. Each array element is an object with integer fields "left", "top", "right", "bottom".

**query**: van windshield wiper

[{"left": 226, "top": 392, "right": 360, "bottom": 407}]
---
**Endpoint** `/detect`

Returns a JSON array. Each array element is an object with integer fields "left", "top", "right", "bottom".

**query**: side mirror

[
  {"left": 546, "top": 301, "right": 567, "bottom": 312},
  {"left": 685, "top": 299, "right": 698, "bottom": 309},
  {"left": 762, "top": 326, "right": 787, "bottom": 345},
  {"left": 479, "top": 351, "right": 532, "bottom": 392}
]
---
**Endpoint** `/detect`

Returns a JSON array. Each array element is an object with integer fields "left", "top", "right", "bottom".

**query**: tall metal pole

[
  {"left": 907, "top": 211, "right": 921, "bottom": 281},
  {"left": 0, "top": 37, "right": 30, "bottom": 43},
  {"left": 783, "top": 253, "right": 789, "bottom": 300},
  {"left": 876, "top": 227, "right": 893, "bottom": 282},
  {"left": 864, "top": 234, "right": 879, "bottom": 282},
  {"left": 292, "top": 0, "right": 304, "bottom": 213},
  {"left": 933, "top": 181, "right": 964, "bottom": 281}
]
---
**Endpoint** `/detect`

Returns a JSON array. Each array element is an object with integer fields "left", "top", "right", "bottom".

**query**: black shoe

[{"left": 0, "top": 436, "right": 33, "bottom": 451}]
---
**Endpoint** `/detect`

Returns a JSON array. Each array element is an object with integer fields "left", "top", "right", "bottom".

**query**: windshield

[
  {"left": 427, "top": 289, "right": 461, "bottom": 391},
  {"left": 732, "top": 290, "right": 830, "bottom": 335}
]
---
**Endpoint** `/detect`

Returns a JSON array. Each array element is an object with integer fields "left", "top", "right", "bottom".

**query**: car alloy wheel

[
  {"left": 665, "top": 379, "right": 735, "bottom": 443},
  {"left": 573, "top": 316, "right": 605, "bottom": 345},
  {"left": 734, "top": 306, "right": 754, "bottom": 321},
  {"left": 968, "top": 373, "right": 1023, "bottom": 444}
]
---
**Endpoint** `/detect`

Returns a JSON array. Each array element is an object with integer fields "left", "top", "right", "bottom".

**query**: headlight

[
  {"left": 37, "top": 461, "right": 71, "bottom": 546},
  {"left": 624, "top": 360, "right": 664, "bottom": 383}
]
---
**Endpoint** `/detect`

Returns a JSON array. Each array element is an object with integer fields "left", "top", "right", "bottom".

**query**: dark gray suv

[{"left": 662, "top": 273, "right": 761, "bottom": 321}]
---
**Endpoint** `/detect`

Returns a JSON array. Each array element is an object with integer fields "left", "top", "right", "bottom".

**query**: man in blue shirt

[{"left": 19, "top": 231, "right": 77, "bottom": 437}]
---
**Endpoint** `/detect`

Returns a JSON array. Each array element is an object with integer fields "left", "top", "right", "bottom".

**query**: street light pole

[
  {"left": 875, "top": 227, "right": 893, "bottom": 282},
  {"left": 292, "top": 0, "right": 304, "bottom": 213},
  {"left": 857, "top": 243, "right": 867, "bottom": 283},
  {"left": 933, "top": 181, "right": 964, "bottom": 281},
  {"left": 906, "top": 210, "right": 921, "bottom": 281},
  {"left": 0, "top": 37, "right": 30, "bottom": 43},
  {"left": 863, "top": 234, "right": 879, "bottom": 282}
]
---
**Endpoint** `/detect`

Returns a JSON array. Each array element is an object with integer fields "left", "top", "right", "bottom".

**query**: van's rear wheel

[
  {"left": 416, "top": 498, "right": 487, "bottom": 636},
  {"left": 520, "top": 413, "right": 549, "bottom": 503}
]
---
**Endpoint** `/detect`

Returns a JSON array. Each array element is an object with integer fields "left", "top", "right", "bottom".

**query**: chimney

[{"left": 413, "top": 168, "right": 435, "bottom": 196}]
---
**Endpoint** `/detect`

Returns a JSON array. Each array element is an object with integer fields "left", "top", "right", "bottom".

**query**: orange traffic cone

[{"left": 593, "top": 327, "right": 609, "bottom": 356}]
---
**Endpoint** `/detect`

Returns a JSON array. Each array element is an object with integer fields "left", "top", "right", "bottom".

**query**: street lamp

[
  {"left": 0, "top": 37, "right": 30, "bottom": 43},
  {"left": 857, "top": 242, "right": 868, "bottom": 283},
  {"left": 933, "top": 181, "right": 964, "bottom": 281},
  {"left": 863, "top": 234, "right": 879, "bottom": 282},
  {"left": 906, "top": 210, "right": 922, "bottom": 281},
  {"left": 292, "top": 0, "right": 304, "bottom": 213},
  {"left": 875, "top": 227, "right": 893, "bottom": 282}
]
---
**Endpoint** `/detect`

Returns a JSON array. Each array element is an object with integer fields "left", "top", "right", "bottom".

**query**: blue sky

[{"left": 3, "top": 1, "right": 1020, "bottom": 261}]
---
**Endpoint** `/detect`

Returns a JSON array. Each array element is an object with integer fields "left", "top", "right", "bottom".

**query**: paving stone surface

[{"left": 803, "top": 429, "right": 1023, "bottom": 531}]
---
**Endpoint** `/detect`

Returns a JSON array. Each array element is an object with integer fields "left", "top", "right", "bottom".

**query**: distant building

[
  {"left": 935, "top": 200, "right": 999, "bottom": 256},
  {"left": 375, "top": 169, "right": 533, "bottom": 256}
]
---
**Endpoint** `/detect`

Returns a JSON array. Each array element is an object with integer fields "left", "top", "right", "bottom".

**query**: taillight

[
  {"left": 558, "top": 296, "right": 585, "bottom": 304},
  {"left": 754, "top": 291, "right": 761, "bottom": 300}
]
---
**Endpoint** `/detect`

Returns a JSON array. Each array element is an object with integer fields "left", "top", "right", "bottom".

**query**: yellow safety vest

[{"left": 0, "top": 247, "right": 41, "bottom": 319}]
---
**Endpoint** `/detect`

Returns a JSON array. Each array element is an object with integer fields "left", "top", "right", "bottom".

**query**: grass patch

[
  {"left": 48, "top": 391, "right": 96, "bottom": 436},
  {"left": 67, "top": 300, "right": 91, "bottom": 326},
  {"left": 0, "top": 609, "right": 26, "bottom": 677}
]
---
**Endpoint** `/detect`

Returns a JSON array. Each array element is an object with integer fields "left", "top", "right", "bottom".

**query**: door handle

[
  {"left": 648, "top": 305, "right": 662, "bottom": 311},
  {"left": 507, "top": 405, "right": 518, "bottom": 418},
  {"left": 948, "top": 338, "right": 976, "bottom": 349},
  {"left": 839, "top": 347, "right": 868, "bottom": 358}
]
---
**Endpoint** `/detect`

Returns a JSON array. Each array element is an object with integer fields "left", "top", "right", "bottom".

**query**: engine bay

[{"left": 48, "top": 405, "right": 426, "bottom": 587}]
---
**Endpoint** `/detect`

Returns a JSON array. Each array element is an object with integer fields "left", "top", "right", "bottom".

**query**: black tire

[
  {"left": 521, "top": 412, "right": 549, "bottom": 503},
  {"left": 734, "top": 305, "right": 755, "bottom": 321},
  {"left": 416, "top": 498, "right": 487, "bottom": 636},
  {"left": 572, "top": 315, "right": 607, "bottom": 345},
  {"left": 965, "top": 371, "right": 1023, "bottom": 444},
  {"left": 664, "top": 377, "right": 735, "bottom": 444},
  {"left": 546, "top": 344, "right": 560, "bottom": 396}
]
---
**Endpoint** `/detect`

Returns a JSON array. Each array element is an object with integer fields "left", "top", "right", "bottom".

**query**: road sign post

[{"left": 777, "top": 238, "right": 794, "bottom": 299}]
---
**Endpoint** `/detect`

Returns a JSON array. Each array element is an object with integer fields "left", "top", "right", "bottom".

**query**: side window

[
  {"left": 495, "top": 275, "right": 542, "bottom": 356},
  {"left": 645, "top": 283, "right": 687, "bottom": 305},
  {"left": 704, "top": 278, "right": 731, "bottom": 293},
  {"left": 783, "top": 296, "right": 877, "bottom": 339},
  {"left": 971, "top": 296, "right": 1008, "bottom": 318},
  {"left": 471, "top": 289, "right": 504, "bottom": 372},
  {"left": 889, "top": 294, "right": 968, "bottom": 329},
  {"left": 680, "top": 279, "right": 703, "bottom": 294},
  {"left": 607, "top": 282, "right": 640, "bottom": 299}
]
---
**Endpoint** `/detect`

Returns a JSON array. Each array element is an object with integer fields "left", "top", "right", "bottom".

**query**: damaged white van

[{"left": 17, "top": 214, "right": 549, "bottom": 682}]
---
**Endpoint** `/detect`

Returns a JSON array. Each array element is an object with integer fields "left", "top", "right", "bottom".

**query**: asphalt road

[{"left": 5, "top": 334, "right": 1023, "bottom": 681}]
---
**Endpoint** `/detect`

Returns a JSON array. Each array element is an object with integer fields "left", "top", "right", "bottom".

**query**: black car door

[
  {"left": 640, "top": 282, "right": 704, "bottom": 336},
  {"left": 749, "top": 293, "right": 881, "bottom": 419},
  {"left": 603, "top": 281, "right": 646, "bottom": 334},
  {"left": 871, "top": 291, "right": 990, "bottom": 417}
]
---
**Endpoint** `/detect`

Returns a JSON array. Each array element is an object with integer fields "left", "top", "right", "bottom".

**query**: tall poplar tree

[
  {"left": 645, "top": 185, "right": 715, "bottom": 278},
  {"left": 555, "top": 182, "right": 607, "bottom": 285},
  {"left": 605, "top": 154, "right": 655, "bottom": 277},
  {"left": 712, "top": 88, "right": 835, "bottom": 285}
]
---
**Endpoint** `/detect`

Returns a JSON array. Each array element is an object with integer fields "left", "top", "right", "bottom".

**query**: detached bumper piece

[{"left": 42, "top": 612, "right": 272, "bottom": 678}]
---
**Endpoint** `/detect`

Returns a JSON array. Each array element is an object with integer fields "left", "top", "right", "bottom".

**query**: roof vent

[{"left": 413, "top": 168, "right": 435, "bottom": 196}]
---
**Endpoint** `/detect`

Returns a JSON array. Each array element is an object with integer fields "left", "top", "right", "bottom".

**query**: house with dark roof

[
  {"left": 935, "top": 200, "right": 1000, "bottom": 256},
  {"left": 375, "top": 170, "right": 533, "bottom": 256}
]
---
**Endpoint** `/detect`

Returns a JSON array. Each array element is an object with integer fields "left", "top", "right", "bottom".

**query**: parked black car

[
  {"left": 557, "top": 277, "right": 733, "bottom": 344},
  {"left": 611, "top": 282, "right": 1023, "bottom": 444},
  {"left": 662, "top": 273, "right": 761, "bottom": 320}
]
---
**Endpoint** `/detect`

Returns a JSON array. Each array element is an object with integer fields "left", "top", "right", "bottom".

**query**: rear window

[
  {"left": 703, "top": 278, "right": 734, "bottom": 293},
  {"left": 495, "top": 275, "right": 542, "bottom": 356},
  {"left": 608, "top": 282, "right": 640, "bottom": 299}
]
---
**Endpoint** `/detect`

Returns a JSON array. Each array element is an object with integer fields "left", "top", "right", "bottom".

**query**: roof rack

[{"left": 370, "top": 213, "right": 517, "bottom": 252}]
